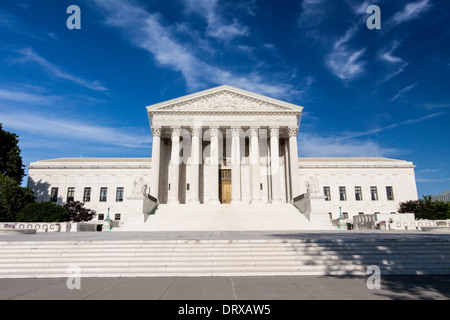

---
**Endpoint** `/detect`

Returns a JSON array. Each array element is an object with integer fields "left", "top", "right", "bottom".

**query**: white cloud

[
  {"left": 88, "top": 0, "right": 299, "bottom": 99},
  {"left": 298, "top": 112, "right": 444, "bottom": 157},
  {"left": 298, "top": 133, "right": 398, "bottom": 157},
  {"left": 390, "top": 0, "right": 432, "bottom": 26},
  {"left": 16, "top": 48, "right": 108, "bottom": 92},
  {"left": 0, "top": 111, "right": 152, "bottom": 149},
  {"left": 0, "top": 87, "right": 58, "bottom": 104},
  {"left": 184, "top": 0, "right": 249, "bottom": 41},
  {"left": 332, "top": 112, "right": 443, "bottom": 141},
  {"left": 325, "top": 26, "right": 366, "bottom": 80},
  {"left": 391, "top": 83, "right": 418, "bottom": 101},
  {"left": 378, "top": 41, "right": 409, "bottom": 83},
  {"left": 298, "top": 0, "right": 325, "bottom": 28}
]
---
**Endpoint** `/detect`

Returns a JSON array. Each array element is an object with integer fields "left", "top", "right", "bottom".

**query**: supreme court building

[{"left": 27, "top": 85, "right": 419, "bottom": 230}]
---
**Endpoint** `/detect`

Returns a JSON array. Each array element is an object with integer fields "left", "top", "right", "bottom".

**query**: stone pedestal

[
  {"left": 293, "top": 193, "right": 330, "bottom": 226},
  {"left": 126, "top": 194, "right": 158, "bottom": 224}
]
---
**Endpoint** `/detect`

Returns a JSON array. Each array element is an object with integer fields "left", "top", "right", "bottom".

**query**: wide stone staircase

[
  {"left": 1, "top": 237, "right": 449, "bottom": 278},
  {"left": 121, "top": 203, "right": 333, "bottom": 231}
]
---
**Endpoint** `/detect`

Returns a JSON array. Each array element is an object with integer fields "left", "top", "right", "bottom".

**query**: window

[
  {"left": 355, "top": 186, "right": 363, "bottom": 201},
  {"left": 339, "top": 186, "right": 347, "bottom": 201},
  {"left": 358, "top": 212, "right": 364, "bottom": 215},
  {"left": 323, "top": 186, "right": 331, "bottom": 201},
  {"left": 98, "top": 213, "right": 104, "bottom": 221},
  {"left": 328, "top": 212, "right": 333, "bottom": 220},
  {"left": 114, "top": 213, "right": 121, "bottom": 221},
  {"left": 50, "top": 187, "right": 58, "bottom": 202},
  {"left": 343, "top": 212, "right": 348, "bottom": 219},
  {"left": 386, "top": 186, "right": 394, "bottom": 201},
  {"left": 99, "top": 187, "right": 107, "bottom": 202},
  {"left": 83, "top": 187, "right": 91, "bottom": 202},
  {"left": 67, "top": 187, "right": 75, "bottom": 202},
  {"left": 186, "top": 183, "right": 190, "bottom": 191},
  {"left": 370, "top": 186, "right": 378, "bottom": 201},
  {"left": 116, "top": 187, "right": 124, "bottom": 202}
]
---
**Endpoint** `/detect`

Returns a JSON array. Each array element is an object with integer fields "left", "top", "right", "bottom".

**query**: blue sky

[{"left": 0, "top": 0, "right": 449, "bottom": 197}]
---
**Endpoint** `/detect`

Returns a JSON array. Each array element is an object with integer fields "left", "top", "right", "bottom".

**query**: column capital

[
  {"left": 269, "top": 127, "right": 279, "bottom": 137},
  {"left": 250, "top": 127, "right": 260, "bottom": 136},
  {"left": 190, "top": 127, "right": 201, "bottom": 137},
  {"left": 151, "top": 126, "right": 162, "bottom": 137},
  {"left": 171, "top": 126, "right": 181, "bottom": 137},
  {"left": 210, "top": 127, "right": 220, "bottom": 137},
  {"left": 287, "top": 127, "right": 298, "bottom": 137},
  {"left": 231, "top": 127, "right": 241, "bottom": 136}
]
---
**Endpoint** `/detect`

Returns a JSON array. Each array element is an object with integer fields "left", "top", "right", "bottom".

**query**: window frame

[
  {"left": 116, "top": 187, "right": 124, "bottom": 202},
  {"left": 50, "top": 187, "right": 59, "bottom": 203},
  {"left": 83, "top": 187, "right": 91, "bottom": 202},
  {"left": 370, "top": 186, "right": 378, "bottom": 201},
  {"left": 339, "top": 186, "right": 347, "bottom": 201},
  {"left": 355, "top": 186, "right": 363, "bottom": 201},
  {"left": 66, "top": 187, "right": 75, "bottom": 202},
  {"left": 386, "top": 186, "right": 394, "bottom": 201},
  {"left": 99, "top": 187, "right": 108, "bottom": 202},
  {"left": 323, "top": 186, "right": 331, "bottom": 201}
]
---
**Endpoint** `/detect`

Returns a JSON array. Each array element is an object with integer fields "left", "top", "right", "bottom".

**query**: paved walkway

[
  {"left": 1, "top": 275, "right": 449, "bottom": 300},
  {"left": 2, "top": 229, "right": 450, "bottom": 242}
]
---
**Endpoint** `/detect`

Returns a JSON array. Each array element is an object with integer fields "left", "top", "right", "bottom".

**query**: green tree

[
  {"left": 64, "top": 201, "right": 96, "bottom": 222},
  {"left": 398, "top": 196, "right": 450, "bottom": 220},
  {"left": 0, "top": 124, "right": 25, "bottom": 184},
  {"left": 0, "top": 174, "right": 35, "bottom": 222},
  {"left": 16, "top": 202, "right": 70, "bottom": 222}
]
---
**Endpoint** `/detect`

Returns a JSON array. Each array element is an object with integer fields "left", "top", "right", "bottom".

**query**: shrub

[
  {"left": 64, "top": 201, "right": 96, "bottom": 222},
  {"left": 16, "top": 202, "right": 70, "bottom": 222}
]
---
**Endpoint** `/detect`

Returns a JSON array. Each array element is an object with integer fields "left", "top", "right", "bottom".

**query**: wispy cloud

[
  {"left": 390, "top": 0, "right": 432, "bottom": 27},
  {"left": 88, "top": 0, "right": 299, "bottom": 99},
  {"left": 424, "top": 103, "right": 450, "bottom": 109},
  {"left": 298, "top": 132, "right": 399, "bottom": 157},
  {"left": 16, "top": 48, "right": 108, "bottom": 92},
  {"left": 391, "top": 83, "right": 418, "bottom": 101},
  {"left": 378, "top": 41, "right": 409, "bottom": 83},
  {"left": 333, "top": 112, "right": 444, "bottom": 141},
  {"left": 0, "top": 111, "right": 152, "bottom": 149},
  {"left": 325, "top": 26, "right": 366, "bottom": 81},
  {"left": 184, "top": 0, "right": 249, "bottom": 41},
  {"left": 0, "top": 86, "right": 58, "bottom": 104},
  {"left": 298, "top": 112, "right": 443, "bottom": 157},
  {"left": 298, "top": 0, "right": 326, "bottom": 30}
]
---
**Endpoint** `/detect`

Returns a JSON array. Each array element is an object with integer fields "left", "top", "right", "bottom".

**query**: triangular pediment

[{"left": 146, "top": 85, "right": 303, "bottom": 113}]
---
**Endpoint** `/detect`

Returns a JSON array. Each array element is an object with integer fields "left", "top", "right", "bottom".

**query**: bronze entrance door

[{"left": 220, "top": 169, "right": 231, "bottom": 204}]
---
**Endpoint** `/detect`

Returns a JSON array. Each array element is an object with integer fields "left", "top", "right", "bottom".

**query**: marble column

[
  {"left": 250, "top": 127, "right": 261, "bottom": 203},
  {"left": 270, "top": 127, "right": 282, "bottom": 203},
  {"left": 168, "top": 126, "right": 180, "bottom": 204},
  {"left": 189, "top": 127, "right": 201, "bottom": 204},
  {"left": 231, "top": 127, "right": 241, "bottom": 203},
  {"left": 288, "top": 127, "right": 300, "bottom": 200},
  {"left": 209, "top": 127, "right": 221, "bottom": 204},
  {"left": 149, "top": 126, "right": 161, "bottom": 201}
]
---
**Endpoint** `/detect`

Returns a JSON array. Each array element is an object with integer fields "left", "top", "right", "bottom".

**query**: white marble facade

[{"left": 27, "top": 85, "right": 419, "bottom": 227}]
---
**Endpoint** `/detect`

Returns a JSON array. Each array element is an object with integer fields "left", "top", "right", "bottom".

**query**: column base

[
  {"left": 209, "top": 200, "right": 221, "bottom": 204},
  {"left": 189, "top": 200, "right": 200, "bottom": 204}
]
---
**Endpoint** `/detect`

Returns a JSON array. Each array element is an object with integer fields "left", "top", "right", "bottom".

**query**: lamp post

[
  {"left": 104, "top": 207, "right": 111, "bottom": 231},
  {"left": 339, "top": 206, "right": 343, "bottom": 220}
]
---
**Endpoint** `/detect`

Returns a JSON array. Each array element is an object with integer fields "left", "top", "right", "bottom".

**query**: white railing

[{"left": 0, "top": 222, "right": 110, "bottom": 232}]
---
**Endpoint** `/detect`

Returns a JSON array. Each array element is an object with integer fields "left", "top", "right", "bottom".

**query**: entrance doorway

[{"left": 219, "top": 169, "right": 231, "bottom": 204}]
